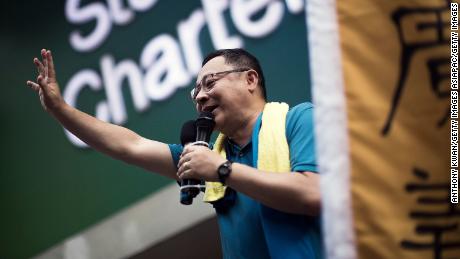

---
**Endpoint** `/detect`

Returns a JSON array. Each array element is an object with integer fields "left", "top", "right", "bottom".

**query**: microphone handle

[
  {"left": 182, "top": 141, "right": 208, "bottom": 187},
  {"left": 180, "top": 116, "right": 213, "bottom": 205},
  {"left": 180, "top": 142, "right": 208, "bottom": 205}
]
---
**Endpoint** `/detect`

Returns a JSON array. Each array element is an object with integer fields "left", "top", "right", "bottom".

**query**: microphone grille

[
  {"left": 196, "top": 111, "right": 215, "bottom": 128},
  {"left": 180, "top": 120, "right": 196, "bottom": 145}
]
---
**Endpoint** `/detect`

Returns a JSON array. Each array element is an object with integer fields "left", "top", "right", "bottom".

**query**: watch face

[
  {"left": 219, "top": 166, "right": 230, "bottom": 176},
  {"left": 218, "top": 162, "right": 232, "bottom": 184}
]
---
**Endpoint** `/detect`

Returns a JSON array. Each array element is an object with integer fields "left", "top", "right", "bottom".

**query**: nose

[{"left": 195, "top": 88, "right": 209, "bottom": 105}]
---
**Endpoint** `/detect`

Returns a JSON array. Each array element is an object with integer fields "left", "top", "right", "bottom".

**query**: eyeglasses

[{"left": 190, "top": 68, "right": 250, "bottom": 100}]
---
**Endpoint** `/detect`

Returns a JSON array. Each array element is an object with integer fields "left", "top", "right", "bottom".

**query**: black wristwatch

[{"left": 217, "top": 160, "right": 233, "bottom": 185}]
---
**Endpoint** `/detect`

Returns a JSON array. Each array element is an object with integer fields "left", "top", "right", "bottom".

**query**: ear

[{"left": 245, "top": 70, "right": 259, "bottom": 93}]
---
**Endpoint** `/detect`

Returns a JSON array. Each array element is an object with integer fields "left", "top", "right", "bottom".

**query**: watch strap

[{"left": 217, "top": 160, "right": 233, "bottom": 184}]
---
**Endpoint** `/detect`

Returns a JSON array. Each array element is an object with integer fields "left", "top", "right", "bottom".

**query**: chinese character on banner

[
  {"left": 401, "top": 168, "right": 460, "bottom": 259},
  {"left": 383, "top": 1, "right": 451, "bottom": 135}
]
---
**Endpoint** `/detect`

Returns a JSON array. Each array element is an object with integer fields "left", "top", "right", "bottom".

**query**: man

[{"left": 27, "top": 48, "right": 322, "bottom": 259}]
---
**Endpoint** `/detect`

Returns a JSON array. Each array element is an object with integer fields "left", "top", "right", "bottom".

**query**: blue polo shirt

[{"left": 169, "top": 102, "right": 322, "bottom": 259}]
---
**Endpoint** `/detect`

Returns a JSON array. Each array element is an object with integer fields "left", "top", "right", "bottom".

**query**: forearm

[
  {"left": 51, "top": 103, "right": 142, "bottom": 161},
  {"left": 226, "top": 163, "right": 321, "bottom": 216},
  {"left": 27, "top": 49, "right": 176, "bottom": 179}
]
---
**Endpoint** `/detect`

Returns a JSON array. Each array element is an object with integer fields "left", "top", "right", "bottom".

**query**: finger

[
  {"left": 27, "top": 81, "right": 39, "bottom": 91},
  {"left": 41, "top": 49, "right": 49, "bottom": 78},
  {"left": 178, "top": 160, "right": 192, "bottom": 175},
  {"left": 26, "top": 80, "right": 40, "bottom": 92},
  {"left": 177, "top": 163, "right": 185, "bottom": 176},
  {"left": 34, "top": 58, "right": 45, "bottom": 77},
  {"left": 177, "top": 157, "right": 187, "bottom": 170},
  {"left": 178, "top": 170, "right": 185, "bottom": 179},
  {"left": 37, "top": 75, "right": 47, "bottom": 90},
  {"left": 178, "top": 169, "right": 192, "bottom": 180},
  {"left": 182, "top": 145, "right": 196, "bottom": 156},
  {"left": 178, "top": 158, "right": 184, "bottom": 169},
  {"left": 178, "top": 152, "right": 193, "bottom": 168},
  {"left": 46, "top": 50, "right": 56, "bottom": 81}
]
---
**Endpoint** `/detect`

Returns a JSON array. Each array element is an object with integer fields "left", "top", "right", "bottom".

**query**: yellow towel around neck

[{"left": 203, "top": 102, "right": 291, "bottom": 202}]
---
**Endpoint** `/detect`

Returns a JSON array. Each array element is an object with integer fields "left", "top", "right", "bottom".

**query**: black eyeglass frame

[{"left": 190, "top": 68, "right": 251, "bottom": 100}]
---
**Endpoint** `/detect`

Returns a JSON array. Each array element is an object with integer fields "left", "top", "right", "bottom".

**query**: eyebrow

[{"left": 195, "top": 72, "right": 214, "bottom": 87}]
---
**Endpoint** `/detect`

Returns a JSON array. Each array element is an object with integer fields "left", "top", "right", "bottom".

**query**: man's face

[{"left": 194, "top": 56, "right": 248, "bottom": 131}]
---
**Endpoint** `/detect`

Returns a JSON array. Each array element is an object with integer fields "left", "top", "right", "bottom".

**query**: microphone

[
  {"left": 180, "top": 120, "right": 197, "bottom": 146},
  {"left": 179, "top": 120, "right": 197, "bottom": 205},
  {"left": 179, "top": 112, "right": 215, "bottom": 205},
  {"left": 195, "top": 111, "right": 215, "bottom": 146}
]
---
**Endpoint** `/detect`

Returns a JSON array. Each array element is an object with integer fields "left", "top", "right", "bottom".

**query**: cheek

[
  {"left": 214, "top": 111, "right": 223, "bottom": 127},
  {"left": 213, "top": 110, "right": 227, "bottom": 131}
]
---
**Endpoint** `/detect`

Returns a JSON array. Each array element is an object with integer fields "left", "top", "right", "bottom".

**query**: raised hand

[{"left": 26, "top": 49, "right": 64, "bottom": 113}]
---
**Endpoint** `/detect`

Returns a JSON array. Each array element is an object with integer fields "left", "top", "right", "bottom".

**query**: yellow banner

[{"left": 338, "top": 0, "right": 459, "bottom": 258}]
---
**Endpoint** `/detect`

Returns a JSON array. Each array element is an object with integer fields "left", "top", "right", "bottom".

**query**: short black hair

[{"left": 202, "top": 48, "right": 267, "bottom": 100}]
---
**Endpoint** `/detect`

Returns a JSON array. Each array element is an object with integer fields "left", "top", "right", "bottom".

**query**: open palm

[{"left": 26, "top": 49, "right": 64, "bottom": 112}]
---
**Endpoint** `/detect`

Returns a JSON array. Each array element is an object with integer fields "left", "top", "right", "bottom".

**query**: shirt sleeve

[
  {"left": 286, "top": 102, "right": 318, "bottom": 173},
  {"left": 168, "top": 142, "right": 215, "bottom": 169},
  {"left": 168, "top": 144, "right": 184, "bottom": 169}
]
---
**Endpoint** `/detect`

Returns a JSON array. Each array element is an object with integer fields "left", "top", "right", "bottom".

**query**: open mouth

[{"left": 202, "top": 105, "right": 218, "bottom": 113}]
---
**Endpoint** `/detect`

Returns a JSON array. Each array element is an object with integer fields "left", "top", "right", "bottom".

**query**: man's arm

[
  {"left": 27, "top": 49, "right": 178, "bottom": 180},
  {"left": 177, "top": 145, "right": 320, "bottom": 216},
  {"left": 226, "top": 165, "right": 320, "bottom": 216}
]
